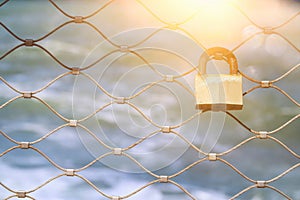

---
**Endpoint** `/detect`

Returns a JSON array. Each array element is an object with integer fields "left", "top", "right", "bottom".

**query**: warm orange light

[
  {"left": 121, "top": 0, "right": 297, "bottom": 50},
  {"left": 142, "top": 0, "right": 234, "bottom": 22},
  {"left": 139, "top": 0, "right": 243, "bottom": 46}
]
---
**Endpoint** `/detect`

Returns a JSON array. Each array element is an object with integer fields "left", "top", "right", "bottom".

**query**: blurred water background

[{"left": 0, "top": 0, "right": 300, "bottom": 199}]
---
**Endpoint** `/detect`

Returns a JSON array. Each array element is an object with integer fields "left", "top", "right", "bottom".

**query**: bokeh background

[{"left": 1, "top": 0, "right": 300, "bottom": 199}]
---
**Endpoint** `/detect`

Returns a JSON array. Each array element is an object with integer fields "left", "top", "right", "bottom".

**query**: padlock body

[{"left": 195, "top": 74, "right": 243, "bottom": 110}]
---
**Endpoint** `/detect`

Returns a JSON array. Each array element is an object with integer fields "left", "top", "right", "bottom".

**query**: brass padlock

[{"left": 195, "top": 47, "right": 243, "bottom": 111}]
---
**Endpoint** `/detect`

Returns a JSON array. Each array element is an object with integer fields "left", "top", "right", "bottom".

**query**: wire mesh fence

[{"left": 0, "top": 0, "right": 300, "bottom": 199}]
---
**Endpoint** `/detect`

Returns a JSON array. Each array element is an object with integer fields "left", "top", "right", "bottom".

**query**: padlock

[{"left": 195, "top": 47, "right": 243, "bottom": 111}]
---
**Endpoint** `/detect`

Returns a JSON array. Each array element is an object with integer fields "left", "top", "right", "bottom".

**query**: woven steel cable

[{"left": 0, "top": 0, "right": 299, "bottom": 199}]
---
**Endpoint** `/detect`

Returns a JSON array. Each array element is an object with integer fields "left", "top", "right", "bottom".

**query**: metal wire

[{"left": 0, "top": 0, "right": 299, "bottom": 199}]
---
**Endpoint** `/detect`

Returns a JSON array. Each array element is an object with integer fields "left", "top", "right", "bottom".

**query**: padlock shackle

[{"left": 198, "top": 47, "right": 238, "bottom": 75}]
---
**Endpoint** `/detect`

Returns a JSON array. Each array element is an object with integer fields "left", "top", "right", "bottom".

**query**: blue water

[{"left": 1, "top": 1, "right": 300, "bottom": 200}]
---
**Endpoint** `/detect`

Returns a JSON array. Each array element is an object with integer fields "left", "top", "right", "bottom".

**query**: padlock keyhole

[{"left": 206, "top": 60, "right": 230, "bottom": 75}]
